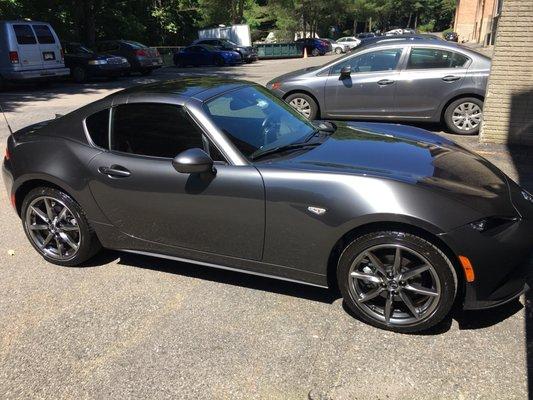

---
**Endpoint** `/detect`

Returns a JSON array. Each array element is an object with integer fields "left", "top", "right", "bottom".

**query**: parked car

[
  {"left": 63, "top": 42, "right": 130, "bottom": 83},
  {"left": 444, "top": 32, "right": 459, "bottom": 42},
  {"left": 267, "top": 38, "right": 490, "bottom": 135},
  {"left": 174, "top": 45, "right": 241, "bottom": 67},
  {"left": 357, "top": 32, "right": 376, "bottom": 39},
  {"left": 193, "top": 38, "right": 257, "bottom": 63},
  {"left": 336, "top": 36, "right": 362, "bottom": 50},
  {"left": 386, "top": 28, "right": 416, "bottom": 36},
  {"left": 4, "top": 77, "right": 533, "bottom": 333},
  {"left": 94, "top": 40, "right": 162, "bottom": 76},
  {"left": 296, "top": 38, "right": 331, "bottom": 56},
  {"left": 322, "top": 39, "right": 350, "bottom": 54},
  {"left": 0, "top": 20, "right": 69, "bottom": 87}
]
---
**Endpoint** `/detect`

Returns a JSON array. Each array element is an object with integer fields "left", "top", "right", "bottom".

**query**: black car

[
  {"left": 95, "top": 40, "right": 162, "bottom": 75},
  {"left": 3, "top": 78, "right": 532, "bottom": 333},
  {"left": 63, "top": 43, "right": 130, "bottom": 83},
  {"left": 444, "top": 32, "right": 459, "bottom": 42},
  {"left": 193, "top": 39, "right": 257, "bottom": 63}
]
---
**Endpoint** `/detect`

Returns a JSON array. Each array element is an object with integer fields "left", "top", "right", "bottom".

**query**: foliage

[{"left": 0, "top": 0, "right": 456, "bottom": 45}]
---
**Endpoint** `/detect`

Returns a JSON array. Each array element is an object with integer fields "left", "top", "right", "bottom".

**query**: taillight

[
  {"left": 4, "top": 147, "right": 10, "bottom": 160},
  {"left": 9, "top": 51, "right": 19, "bottom": 64},
  {"left": 136, "top": 49, "right": 147, "bottom": 57},
  {"left": 60, "top": 48, "right": 64, "bottom": 61},
  {"left": 154, "top": 49, "right": 160, "bottom": 57}
]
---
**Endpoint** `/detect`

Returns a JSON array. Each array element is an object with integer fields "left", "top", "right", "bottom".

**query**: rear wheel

[
  {"left": 214, "top": 56, "right": 225, "bottom": 67},
  {"left": 337, "top": 231, "right": 457, "bottom": 333},
  {"left": 21, "top": 187, "right": 101, "bottom": 266},
  {"left": 335, "top": 47, "right": 343, "bottom": 54},
  {"left": 444, "top": 97, "right": 483, "bottom": 135},
  {"left": 285, "top": 92, "right": 319, "bottom": 120},
  {"left": 72, "top": 66, "right": 87, "bottom": 83}
]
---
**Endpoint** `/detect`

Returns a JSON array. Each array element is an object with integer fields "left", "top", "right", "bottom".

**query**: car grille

[{"left": 107, "top": 57, "right": 125, "bottom": 64}]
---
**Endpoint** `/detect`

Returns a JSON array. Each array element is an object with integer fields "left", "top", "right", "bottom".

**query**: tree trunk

[
  {"left": 407, "top": 12, "right": 412, "bottom": 28},
  {"left": 414, "top": 13, "right": 418, "bottom": 29}
]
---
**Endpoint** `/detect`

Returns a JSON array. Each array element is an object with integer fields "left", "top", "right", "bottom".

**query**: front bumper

[
  {"left": 441, "top": 211, "right": 533, "bottom": 310},
  {"left": 87, "top": 64, "right": 130, "bottom": 77},
  {"left": 2, "top": 67, "right": 70, "bottom": 81}
]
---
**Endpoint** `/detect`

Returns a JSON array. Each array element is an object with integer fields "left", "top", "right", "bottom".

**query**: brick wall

[{"left": 480, "top": 0, "right": 533, "bottom": 145}]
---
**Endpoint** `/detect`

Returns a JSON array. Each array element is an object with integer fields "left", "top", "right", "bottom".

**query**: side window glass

[
  {"left": 407, "top": 48, "right": 470, "bottom": 69},
  {"left": 13, "top": 24, "right": 37, "bottom": 45},
  {"left": 111, "top": 103, "right": 205, "bottom": 158},
  {"left": 32, "top": 25, "right": 55, "bottom": 44},
  {"left": 85, "top": 109, "right": 110, "bottom": 148},
  {"left": 332, "top": 48, "right": 403, "bottom": 74}
]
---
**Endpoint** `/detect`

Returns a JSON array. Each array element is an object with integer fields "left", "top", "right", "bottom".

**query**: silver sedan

[{"left": 267, "top": 38, "right": 490, "bottom": 135}]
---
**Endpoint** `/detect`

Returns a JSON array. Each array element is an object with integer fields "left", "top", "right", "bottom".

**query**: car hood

[
  {"left": 265, "top": 122, "right": 515, "bottom": 216},
  {"left": 268, "top": 66, "right": 320, "bottom": 83}
]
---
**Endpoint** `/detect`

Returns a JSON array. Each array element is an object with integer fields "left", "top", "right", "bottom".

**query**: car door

[
  {"left": 394, "top": 46, "right": 470, "bottom": 118},
  {"left": 324, "top": 47, "right": 405, "bottom": 117},
  {"left": 31, "top": 24, "right": 62, "bottom": 69},
  {"left": 86, "top": 102, "right": 265, "bottom": 260},
  {"left": 11, "top": 24, "right": 42, "bottom": 70}
]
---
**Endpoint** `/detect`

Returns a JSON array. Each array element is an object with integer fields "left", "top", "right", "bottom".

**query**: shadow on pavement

[{"left": 505, "top": 88, "right": 533, "bottom": 399}]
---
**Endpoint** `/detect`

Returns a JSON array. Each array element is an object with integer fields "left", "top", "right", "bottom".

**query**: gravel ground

[{"left": 0, "top": 54, "right": 531, "bottom": 400}]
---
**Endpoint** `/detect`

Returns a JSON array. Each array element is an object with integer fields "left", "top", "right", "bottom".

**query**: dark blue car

[
  {"left": 173, "top": 45, "right": 242, "bottom": 67},
  {"left": 295, "top": 38, "right": 332, "bottom": 56}
]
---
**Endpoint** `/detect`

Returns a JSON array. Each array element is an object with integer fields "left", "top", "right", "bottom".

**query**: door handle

[
  {"left": 98, "top": 165, "right": 131, "bottom": 178},
  {"left": 442, "top": 75, "right": 461, "bottom": 82},
  {"left": 377, "top": 79, "right": 395, "bottom": 86}
]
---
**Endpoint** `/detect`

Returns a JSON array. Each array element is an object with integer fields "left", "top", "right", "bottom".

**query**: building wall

[
  {"left": 453, "top": 0, "right": 497, "bottom": 43},
  {"left": 480, "top": 0, "right": 533, "bottom": 145}
]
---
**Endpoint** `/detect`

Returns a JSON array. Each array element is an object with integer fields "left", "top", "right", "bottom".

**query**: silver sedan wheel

[
  {"left": 452, "top": 102, "right": 482, "bottom": 131},
  {"left": 25, "top": 196, "right": 81, "bottom": 260},
  {"left": 348, "top": 244, "right": 441, "bottom": 326},
  {"left": 289, "top": 97, "right": 311, "bottom": 118}
]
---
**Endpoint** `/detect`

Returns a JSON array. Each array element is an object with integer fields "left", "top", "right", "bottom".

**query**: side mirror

[
  {"left": 172, "top": 148, "right": 215, "bottom": 174},
  {"left": 340, "top": 66, "right": 351, "bottom": 78}
]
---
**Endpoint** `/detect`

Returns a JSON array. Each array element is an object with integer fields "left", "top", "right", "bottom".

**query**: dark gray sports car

[{"left": 3, "top": 78, "right": 532, "bottom": 332}]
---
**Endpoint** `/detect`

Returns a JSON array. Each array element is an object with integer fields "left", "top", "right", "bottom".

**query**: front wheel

[
  {"left": 444, "top": 97, "right": 483, "bottom": 135},
  {"left": 72, "top": 66, "right": 87, "bottom": 83},
  {"left": 337, "top": 231, "right": 457, "bottom": 333},
  {"left": 335, "top": 47, "right": 343, "bottom": 55},
  {"left": 285, "top": 92, "right": 319, "bottom": 120},
  {"left": 311, "top": 48, "right": 320, "bottom": 56},
  {"left": 21, "top": 187, "right": 101, "bottom": 266}
]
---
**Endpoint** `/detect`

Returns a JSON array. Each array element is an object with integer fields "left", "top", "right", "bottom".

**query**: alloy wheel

[
  {"left": 348, "top": 244, "right": 441, "bottom": 326},
  {"left": 25, "top": 196, "right": 81, "bottom": 260},
  {"left": 289, "top": 97, "right": 311, "bottom": 118},
  {"left": 451, "top": 102, "right": 482, "bottom": 131}
]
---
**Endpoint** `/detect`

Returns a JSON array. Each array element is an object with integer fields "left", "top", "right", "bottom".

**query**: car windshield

[
  {"left": 222, "top": 40, "right": 238, "bottom": 46},
  {"left": 125, "top": 40, "right": 148, "bottom": 49},
  {"left": 203, "top": 85, "right": 316, "bottom": 160}
]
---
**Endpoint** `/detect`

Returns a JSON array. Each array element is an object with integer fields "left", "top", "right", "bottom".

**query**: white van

[{"left": 0, "top": 20, "right": 69, "bottom": 86}]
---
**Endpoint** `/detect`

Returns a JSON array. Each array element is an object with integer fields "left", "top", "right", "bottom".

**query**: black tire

[
  {"left": 140, "top": 68, "right": 153, "bottom": 76},
  {"left": 311, "top": 48, "right": 320, "bottom": 56},
  {"left": 284, "top": 92, "right": 319, "bottom": 120},
  {"left": 72, "top": 66, "right": 87, "bottom": 83},
  {"left": 174, "top": 57, "right": 183, "bottom": 68},
  {"left": 337, "top": 231, "right": 457, "bottom": 333},
  {"left": 443, "top": 97, "right": 483, "bottom": 135},
  {"left": 335, "top": 47, "right": 343, "bottom": 55},
  {"left": 21, "top": 187, "right": 101, "bottom": 267},
  {"left": 214, "top": 56, "right": 225, "bottom": 67}
]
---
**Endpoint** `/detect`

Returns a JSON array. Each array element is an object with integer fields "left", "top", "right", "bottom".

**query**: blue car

[{"left": 173, "top": 44, "right": 242, "bottom": 67}]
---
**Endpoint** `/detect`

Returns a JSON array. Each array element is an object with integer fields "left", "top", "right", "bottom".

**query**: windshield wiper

[{"left": 250, "top": 141, "right": 321, "bottom": 161}]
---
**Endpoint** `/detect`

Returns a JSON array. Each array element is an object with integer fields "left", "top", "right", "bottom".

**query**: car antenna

[{"left": 0, "top": 103, "right": 13, "bottom": 135}]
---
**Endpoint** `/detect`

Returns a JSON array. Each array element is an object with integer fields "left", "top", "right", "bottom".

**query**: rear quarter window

[
  {"left": 407, "top": 48, "right": 470, "bottom": 69},
  {"left": 85, "top": 109, "right": 110, "bottom": 149},
  {"left": 13, "top": 24, "right": 36, "bottom": 45},
  {"left": 32, "top": 25, "right": 56, "bottom": 44}
]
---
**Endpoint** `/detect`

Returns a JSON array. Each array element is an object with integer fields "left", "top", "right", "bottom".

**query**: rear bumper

[
  {"left": 136, "top": 58, "right": 163, "bottom": 69},
  {"left": 2, "top": 157, "right": 14, "bottom": 204},
  {"left": 1, "top": 67, "right": 70, "bottom": 81}
]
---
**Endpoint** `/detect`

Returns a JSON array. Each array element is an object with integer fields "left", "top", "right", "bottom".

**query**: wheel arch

[
  {"left": 326, "top": 221, "right": 465, "bottom": 298},
  {"left": 282, "top": 89, "right": 322, "bottom": 119}
]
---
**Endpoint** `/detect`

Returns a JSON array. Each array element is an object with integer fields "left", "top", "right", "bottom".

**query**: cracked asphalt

[{"left": 0, "top": 55, "right": 531, "bottom": 399}]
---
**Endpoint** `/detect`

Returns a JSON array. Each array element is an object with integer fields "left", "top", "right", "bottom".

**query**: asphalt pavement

[{"left": 0, "top": 54, "right": 530, "bottom": 400}]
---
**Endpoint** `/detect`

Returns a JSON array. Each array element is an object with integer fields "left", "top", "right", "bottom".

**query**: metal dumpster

[{"left": 255, "top": 43, "right": 302, "bottom": 59}]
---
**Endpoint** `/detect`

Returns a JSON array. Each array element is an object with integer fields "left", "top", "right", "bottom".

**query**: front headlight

[
  {"left": 522, "top": 189, "right": 533, "bottom": 203},
  {"left": 88, "top": 59, "right": 107, "bottom": 65}
]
